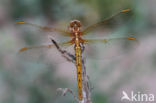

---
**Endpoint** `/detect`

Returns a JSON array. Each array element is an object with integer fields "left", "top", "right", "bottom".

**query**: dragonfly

[{"left": 17, "top": 9, "right": 137, "bottom": 101}]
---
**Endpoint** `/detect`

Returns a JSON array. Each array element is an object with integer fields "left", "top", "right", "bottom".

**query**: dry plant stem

[
  {"left": 57, "top": 88, "right": 79, "bottom": 102},
  {"left": 81, "top": 59, "right": 92, "bottom": 103},
  {"left": 51, "top": 39, "right": 92, "bottom": 103}
]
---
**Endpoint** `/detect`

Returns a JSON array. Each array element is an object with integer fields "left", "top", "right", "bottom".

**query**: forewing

[
  {"left": 16, "top": 21, "right": 71, "bottom": 36},
  {"left": 82, "top": 9, "right": 132, "bottom": 35}
]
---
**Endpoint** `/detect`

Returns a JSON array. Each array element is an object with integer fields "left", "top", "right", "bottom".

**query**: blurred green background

[{"left": 0, "top": 0, "right": 156, "bottom": 103}]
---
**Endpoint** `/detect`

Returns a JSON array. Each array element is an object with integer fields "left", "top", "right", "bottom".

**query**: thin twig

[{"left": 57, "top": 88, "right": 79, "bottom": 102}]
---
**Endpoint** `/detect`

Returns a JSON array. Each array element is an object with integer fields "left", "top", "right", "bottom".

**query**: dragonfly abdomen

[{"left": 75, "top": 45, "right": 83, "bottom": 100}]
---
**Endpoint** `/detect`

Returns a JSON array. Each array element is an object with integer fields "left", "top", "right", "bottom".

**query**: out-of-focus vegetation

[{"left": 0, "top": 0, "right": 156, "bottom": 103}]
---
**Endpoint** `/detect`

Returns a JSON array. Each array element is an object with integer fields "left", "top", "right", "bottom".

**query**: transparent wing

[
  {"left": 17, "top": 40, "right": 74, "bottom": 64},
  {"left": 16, "top": 21, "right": 71, "bottom": 36},
  {"left": 82, "top": 35, "right": 139, "bottom": 59},
  {"left": 83, "top": 36, "right": 137, "bottom": 44},
  {"left": 18, "top": 40, "right": 72, "bottom": 53},
  {"left": 82, "top": 9, "right": 131, "bottom": 35}
]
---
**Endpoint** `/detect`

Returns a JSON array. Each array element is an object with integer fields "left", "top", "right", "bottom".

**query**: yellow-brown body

[
  {"left": 75, "top": 44, "right": 83, "bottom": 100},
  {"left": 70, "top": 20, "right": 84, "bottom": 100}
]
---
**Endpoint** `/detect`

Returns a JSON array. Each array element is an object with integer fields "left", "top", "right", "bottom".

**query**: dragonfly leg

[
  {"left": 51, "top": 39, "right": 76, "bottom": 63},
  {"left": 80, "top": 43, "right": 85, "bottom": 53}
]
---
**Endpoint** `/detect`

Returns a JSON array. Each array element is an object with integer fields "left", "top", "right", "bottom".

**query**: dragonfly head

[{"left": 69, "top": 20, "right": 81, "bottom": 32}]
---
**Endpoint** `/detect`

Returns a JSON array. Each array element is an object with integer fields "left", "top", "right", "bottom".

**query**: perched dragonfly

[{"left": 17, "top": 9, "right": 137, "bottom": 101}]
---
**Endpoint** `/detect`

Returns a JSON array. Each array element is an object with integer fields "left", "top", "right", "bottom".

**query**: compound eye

[
  {"left": 77, "top": 22, "right": 81, "bottom": 27},
  {"left": 70, "top": 22, "right": 74, "bottom": 28}
]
